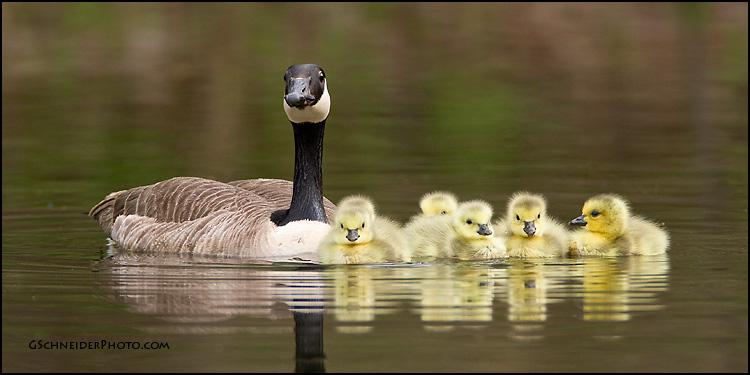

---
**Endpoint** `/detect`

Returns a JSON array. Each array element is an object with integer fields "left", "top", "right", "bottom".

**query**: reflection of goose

[
  {"left": 95, "top": 253, "right": 327, "bottom": 371},
  {"left": 90, "top": 64, "right": 336, "bottom": 258},
  {"left": 569, "top": 194, "right": 669, "bottom": 256},
  {"left": 97, "top": 252, "right": 327, "bottom": 321},
  {"left": 418, "top": 191, "right": 459, "bottom": 216},
  {"left": 317, "top": 196, "right": 410, "bottom": 264},
  {"left": 497, "top": 192, "right": 569, "bottom": 258},
  {"left": 406, "top": 200, "right": 507, "bottom": 260}
]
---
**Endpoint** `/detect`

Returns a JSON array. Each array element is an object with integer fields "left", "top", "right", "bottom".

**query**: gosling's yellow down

[
  {"left": 405, "top": 200, "right": 507, "bottom": 261},
  {"left": 497, "top": 192, "right": 569, "bottom": 258},
  {"left": 419, "top": 191, "right": 459, "bottom": 216},
  {"left": 568, "top": 194, "right": 669, "bottom": 256},
  {"left": 402, "top": 191, "right": 458, "bottom": 256},
  {"left": 318, "top": 196, "right": 410, "bottom": 264}
]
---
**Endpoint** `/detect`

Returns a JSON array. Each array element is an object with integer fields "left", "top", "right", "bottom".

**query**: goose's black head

[{"left": 283, "top": 64, "right": 330, "bottom": 124}]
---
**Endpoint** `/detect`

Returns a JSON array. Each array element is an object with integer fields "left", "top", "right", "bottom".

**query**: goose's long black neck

[{"left": 277, "top": 120, "right": 327, "bottom": 226}]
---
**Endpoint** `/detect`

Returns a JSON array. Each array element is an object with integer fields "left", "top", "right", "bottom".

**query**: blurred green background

[{"left": 3, "top": 2, "right": 746, "bottom": 217}]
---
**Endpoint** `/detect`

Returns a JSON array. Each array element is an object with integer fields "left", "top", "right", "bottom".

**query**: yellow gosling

[
  {"left": 402, "top": 191, "right": 457, "bottom": 258},
  {"left": 318, "top": 196, "right": 410, "bottom": 264},
  {"left": 405, "top": 200, "right": 507, "bottom": 260},
  {"left": 497, "top": 192, "right": 569, "bottom": 258},
  {"left": 569, "top": 194, "right": 669, "bottom": 256},
  {"left": 419, "top": 191, "right": 459, "bottom": 216},
  {"left": 403, "top": 213, "right": 453, "bottom": 259},
  {"left": 449, "top": 200, "right": 507, "bottom": 260}
]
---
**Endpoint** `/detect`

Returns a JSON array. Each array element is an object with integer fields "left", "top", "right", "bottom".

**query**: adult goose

[{"left": 90, "top": 64, "right": 337, "bottom": 258}]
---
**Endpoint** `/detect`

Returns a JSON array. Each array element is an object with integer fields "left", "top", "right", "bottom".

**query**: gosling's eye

[
  {"left": 440, "top": 210, "right": 447, "bottom": 215},
  {"left": 537, "top": 213, "right": 541, "bottom": 219},
  {"left": 340, "top": 223, "right": 344, "bottom": 229},
  {"left": 466, "top": 220, "right": 473, "bottom": 225},
  {"left": 516, "top": 215, "right": 520, "bottom": 221},
  {"left": 590, "top": 210, "right": 600, "bottom": 217},
  {"left": 361, "top": 223, "right": 365, "bottom": 229}
]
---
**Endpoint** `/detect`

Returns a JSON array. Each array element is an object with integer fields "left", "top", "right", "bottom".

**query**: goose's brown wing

[{"left": 90, "top": 177, "right": 273, "bottom": 236}]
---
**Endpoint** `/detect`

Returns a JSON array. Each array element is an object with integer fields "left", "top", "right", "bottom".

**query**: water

[{"left": 2, "top": 3, "right": 747, "bottom": 372}]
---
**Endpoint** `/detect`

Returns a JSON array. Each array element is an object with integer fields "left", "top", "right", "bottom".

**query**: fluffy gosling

[
  {"left": 497, "top": 192, "right": 569, "bottom": 258},
  {"left": 568, "top": 194, "right": 669, "bottom": 256},
  {"left": 318, "top": 196, "right": 410, "bottom": 264},
  {"left": 419, "top": 191, "right": 459, "bottom": 216},
  {"left": 405, "top": 200, "right": 507, "bottom": 260}
]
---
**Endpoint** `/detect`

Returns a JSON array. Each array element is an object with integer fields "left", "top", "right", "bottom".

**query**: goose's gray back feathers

[{"left": 90, "top": 177, "right": 333, "bottom": 257}]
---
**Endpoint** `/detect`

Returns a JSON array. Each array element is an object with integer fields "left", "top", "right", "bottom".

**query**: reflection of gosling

[
  {"left": 419, "top": 191, "right": 459, "bottom": 216},
  {"left": 405, "top": 200, "right": 507, "bottom": 260},
  {"left": 318, "top": 196, "right": 410, "bottom": 264},
  {"left": 497, "top": 192, "right": 569, "bottom": 258},
  {"left": 569, "top": 194, "right": 669, "bottom": 256},
  {"left": 506, "top": 262, "right": 548, "bottom": 322}
]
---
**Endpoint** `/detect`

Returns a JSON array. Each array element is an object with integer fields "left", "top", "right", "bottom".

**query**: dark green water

[{"left": 2, "top": 3, "right": 747, "bottom": 372}]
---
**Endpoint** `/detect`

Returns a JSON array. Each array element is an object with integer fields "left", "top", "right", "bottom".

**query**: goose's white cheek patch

[{"left": 283, "top": 86, "right": 330, "bottom": 124}]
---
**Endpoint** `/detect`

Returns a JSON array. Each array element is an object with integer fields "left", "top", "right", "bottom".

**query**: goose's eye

[
  {"left": 516, "top": 215, "right": 520, "bottom": 221},
  {"left": 466, "top": 220, "right": 473, "bottom": 225},
  {"left": 319, "top": 71, "right": 325, "bottom": 82},
  {"left": 590, "top": 210, "right": 600, "bottom": 217}
]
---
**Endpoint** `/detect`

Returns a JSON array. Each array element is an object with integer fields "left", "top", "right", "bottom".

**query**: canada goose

[
  {"left": 419, "top": 191, "right": 459, "bottom": 216},
  {"left": 405, "top": 200, "right": 507, "bottom": 260},
  {"left": 90, "top": 64, "right": 337, "bottom": 257},
  {"left": 496, "top": 192, "right": 569, "bottom": 258},
  {"left": 317, "top": 196, "right": 410, "bottom": 264},
  {"left": 568, "top": 194, "right": 670, "bottom": 256}
]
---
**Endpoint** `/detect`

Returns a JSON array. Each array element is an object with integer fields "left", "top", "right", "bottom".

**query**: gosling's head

[
  {"left": 507, "top": 192, "right": 548, "bottom": 238},
  {"left": 419, "top": 191, "right": 459, "bottom": 216},
  {"left": 569, "top": 194, "right": 630, "bottom": 237},
  {"left": 332, "top": 196, "right": 376, "bottom": 245},
  {"left": 453, "top": 200, "right": 495, "bottom": 240}
]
